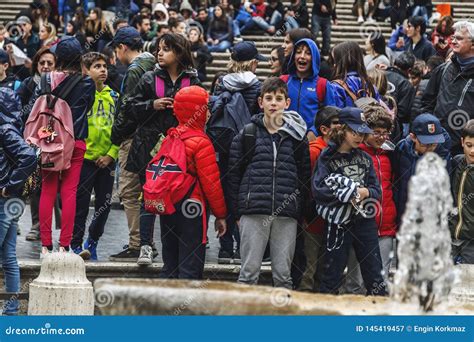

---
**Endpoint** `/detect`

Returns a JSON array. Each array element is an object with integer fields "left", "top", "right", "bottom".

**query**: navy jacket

[
  {"left": 0, "top": 88, "right": 37, "bottom": 196},
  {"left": 227, "top": 113, "right": 311, "bottom": 220},
  {"left": 312, "top": 143, "right": 381, "bottom": 209},
  {"left": 393, "top": 129, "right": 451, "bottom": 224},
  {"left": 407, "top": 36, "right": 436, "bottom": 62}
]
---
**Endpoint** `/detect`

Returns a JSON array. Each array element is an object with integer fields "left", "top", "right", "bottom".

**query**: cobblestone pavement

[{"left": 16, "top": 205, "right": 221, "bottom": 264}]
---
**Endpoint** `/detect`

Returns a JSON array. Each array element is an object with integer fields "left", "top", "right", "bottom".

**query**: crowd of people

[{"left": 0, "top": 0, "right": 473, "bottom": 316}]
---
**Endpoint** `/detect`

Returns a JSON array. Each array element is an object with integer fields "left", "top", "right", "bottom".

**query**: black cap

[
  {"left": 339, "top": 107, "right": 373, "bottom": 134},
  {"left": 231, "top": 41, "right": 268, "bottom": 62},
  {"left": 411, "top": 113, "right": 445, "bottom": 144},
  {"left": 50, "top": 36, "right": 82, "bottom": 60},
  {"left": 110, "top": 27, "right": 143, "bottom": 49}
]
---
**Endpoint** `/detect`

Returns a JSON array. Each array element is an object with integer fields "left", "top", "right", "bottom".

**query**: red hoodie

[
  {"left": 306, "top": 136, "right": 328, "bottom": 235},
  {"left": 359, "top": 143, "right": 397, "bottom": 237},
  {"left": 172, "top": 86, "right": 227, "bottom": 241}
]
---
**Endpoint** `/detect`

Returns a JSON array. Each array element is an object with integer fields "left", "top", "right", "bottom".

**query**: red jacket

[
  {"left": 173, "top": 87, "right": 227, "bottom": 238},
  {"left": 359, "top": 143, "right": 397, "bottom": 237},
  {"left": 306, "top": 136, "right": 328, "bottom": 235},
  {"left": 252, "top": 0, "right": 266, "bottom": 17}
]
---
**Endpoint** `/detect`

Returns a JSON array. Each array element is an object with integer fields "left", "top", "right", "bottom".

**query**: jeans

[
  {"left": 0, "top": 197, "right": 21, "bottom": 315},
  {"left": 139, "top": 201, "right": 156, "bottom": 247},
  {"left": 412, "top": 6, "right": 429, "bottom": 24},
  {"left": 71, "top": 159, "right": 116, "bottom": 248},
  {"left": 159, "top": 199, "right": 206, "bottom": 279},
  {"left": 312, "top": 14, "right": 332, "bottom": 56},
  {"left": 208, "top": 40, "right": 232, "bottom": 53},
  {"left": 284, "top": 16, "right": 300, "bottom": 31},
  {"left": 319, "top": 217, "right": 387, "bottom": 296},
  {"left": 250, "top": 12, "right": 283, "bottom": 32}
]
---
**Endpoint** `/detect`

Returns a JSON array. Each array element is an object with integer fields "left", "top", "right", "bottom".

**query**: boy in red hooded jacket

[
  {"left": 159, "top": 86, "right": 227, "bottom": 279},
  {"left": 343, "top": 104, "right": 397, "bottom": 294}
]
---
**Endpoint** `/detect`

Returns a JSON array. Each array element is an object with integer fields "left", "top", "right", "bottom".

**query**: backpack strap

[
  {"left": 155, "top": 76, "right": 165, "bottom": 98},
  {"left": 40, "top": 73, "right": 52, "bottom": 96},
  {"left": 48, "top": 74, "right": 82, "bottom": 110},
  {"left": 333, "top": 79, "right": 358, "bottom": 103},
  {"left": 316, "top": 77, "right": 327, "bottom": 104},
  {"left": 241, "top": 122, "right": 257, "bottom": 173},
  {"left": 155, "top": 76, "right": 191, "bottom": 98}
]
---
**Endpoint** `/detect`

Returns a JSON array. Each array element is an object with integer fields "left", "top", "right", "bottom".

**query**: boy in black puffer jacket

[{"left": 228, "top": 77, "right": 311, "bottom": 289}]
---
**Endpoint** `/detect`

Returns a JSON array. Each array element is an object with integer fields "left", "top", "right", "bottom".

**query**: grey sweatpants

[
  {"left": 238, "top": 215, "right": 297, "bottom": 289},
  {"left": 342, "top": 236, "right": 394, "bottom": 294}
]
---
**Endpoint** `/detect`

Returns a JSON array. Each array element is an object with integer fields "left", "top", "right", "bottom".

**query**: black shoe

[
  {"left": 218, "top": 250, "right": 233, "bottom": 264},
  {"left": 109, "top": 247, "right": 140, "bottom": 261},
  {"left": 233, "top": 250, "right": 241, "bottom": 265}
]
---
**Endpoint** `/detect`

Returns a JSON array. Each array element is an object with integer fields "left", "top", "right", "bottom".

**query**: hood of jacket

[
  {"left": 174, "top": 85, "right": 209, "bottom": 131},
  {"left": 134, "top": 51, "right": 156, "bottom": 67},
  {"left": 153, "top": 3, "right": 169, "bottom": 25},
  {"left": 280, "top": 110, "right": 307, "bottom": 141},
  {"left": 180, "top": 0, "right": 194, "bottom": 13},
  {"left": 0, "top": 88, "right": 23, "bottom": 130},
  {"left": 288, "top": 38, "right": 320, "bottom": 79},
  {"left": 221, "top": 71, "right": 259, "bottom": 92}
]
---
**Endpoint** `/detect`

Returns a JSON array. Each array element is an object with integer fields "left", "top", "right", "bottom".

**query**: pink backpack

[{"left": 24, "top": 72, "right": 82, "bottom": 171}]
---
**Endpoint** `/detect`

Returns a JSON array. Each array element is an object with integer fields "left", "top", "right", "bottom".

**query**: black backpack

[{"left": 207, "top": 91, "right": 252, "bottom": 170}]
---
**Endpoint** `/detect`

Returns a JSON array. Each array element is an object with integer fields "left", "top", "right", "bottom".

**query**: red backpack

[
  {"left": 279, "top": 74, "right": 327, "bottom": 103},
  {"left": 143, "top": 129, "right": 208, "bottom": 215},
  {"left": 24, "top": 72, "right": 82, "bottom": 171}
]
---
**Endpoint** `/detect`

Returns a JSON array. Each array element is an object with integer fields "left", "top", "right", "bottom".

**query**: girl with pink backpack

[{"left": 24, "top": 37, "right": 95, "bottom": 256}]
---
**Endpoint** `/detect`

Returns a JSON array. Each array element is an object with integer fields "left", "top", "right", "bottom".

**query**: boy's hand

[
  {"left": 215, "top": 218, "right": 227, "bottom": 238},
  {"left": 96, "top": 156, "right": 114, "bottom": 168},
  {"left": 153, "top": 97, "right": 174, "bottom": 110},
  {"left": 357, "top": 187, "right": 370, "bottom": 201}
]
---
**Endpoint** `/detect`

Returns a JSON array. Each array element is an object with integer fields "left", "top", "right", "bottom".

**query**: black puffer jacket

[
  {"left": 191, "top": 42, "right": 213, "bottom": 82},
  {"left": 127, "top": 66, "right": 201, "bottom": 181},
  {"left": 213, "top": 71, "right": 261, "bottom": 115},
  {"left": 0, "top": 88, "right": 37, "bottom": 196},
  {"left": 421, "top": 56, "right": 474, "bottom": 155},
  {"left": 227, "top": 112, "right": 311, "bottom": 220},
  {"left": 385, "top": 67, "right": 416, "bottom": 124}
]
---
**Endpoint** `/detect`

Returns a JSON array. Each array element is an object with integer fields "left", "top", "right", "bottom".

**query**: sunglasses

[{"left": 39, "top": 60, "right": 54, "bottom": 66}]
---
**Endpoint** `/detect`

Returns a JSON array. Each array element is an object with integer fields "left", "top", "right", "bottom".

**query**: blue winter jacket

[
  {"left": 333, "top": 71, "right": 382, "bottom": 108},
  {"left": 58, "top": 0, "right": 89, "bottom": 16},
  {"left": 0, "top": 89, "right": 37, "bottom": 196},
  {"left": 393, "top": 129, "right": 452, "bottom": 224},
  {"left": 287, "top": 38, "right": 337, "bottom": 135}
]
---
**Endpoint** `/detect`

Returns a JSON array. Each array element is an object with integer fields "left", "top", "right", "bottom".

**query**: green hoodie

[{"left": 85, "top": 85, "right": 120, "bottom": 161}]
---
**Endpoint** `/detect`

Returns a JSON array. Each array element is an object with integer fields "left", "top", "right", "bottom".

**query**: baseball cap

[
  {"left": 16, "top": 16, "right": 31, "bottom": 25},
  {"left": 0, "top": 49, "right": 9, "bottom": 64},
  {"left": 411, "top": 113, "right": 445, "bottom": 145},
  {"left": 109, "top": 27, "right": 143, "bottom": 48},
  {"left": 50, "top": 36, "right": 82, "bottom": 60},
  {"left": 339, "top": 107, "right": 373, "bottom": 134},
  {"left": 231, "top": 41, "right": 268, "bottom": 62}
]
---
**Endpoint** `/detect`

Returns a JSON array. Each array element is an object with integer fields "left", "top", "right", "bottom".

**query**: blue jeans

[
  {"left": 284, "top": 16, "right": 300, "bottom": 31},
  {"left": 208, "top": 40, "right": 232, "bottom": 53},
  {"left": 250, "top": 12, "right": 283, "bottom": 32},
  {"left": 312, "top": 14, "right": 332, "bottom": 56},
  {"left": 0, "top": 197, "right": 21, "bottom": 315},
  {"left": 412, "top": 6, "right": 429, "bottom": 24}
]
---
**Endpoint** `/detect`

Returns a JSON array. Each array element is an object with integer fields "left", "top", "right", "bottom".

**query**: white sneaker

[
  {"left": 137, "top": 245, "right": 153, "bottom": 266},
  {"left": 357, "top": 16, "right": 364, "bottom": 23},
  {"left": 40, "top": 247, "right": 51, "bottom": 260},
  {"left": 58, "top": 246, "right": 69, "bottom": 253},
  {"left": 366, "top": 16, "right": 375, "bottom": 23}
]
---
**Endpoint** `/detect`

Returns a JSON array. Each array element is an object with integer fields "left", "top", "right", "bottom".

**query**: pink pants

[{"left": 40, "top": 141, "right": 86, "bottom": 247}]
